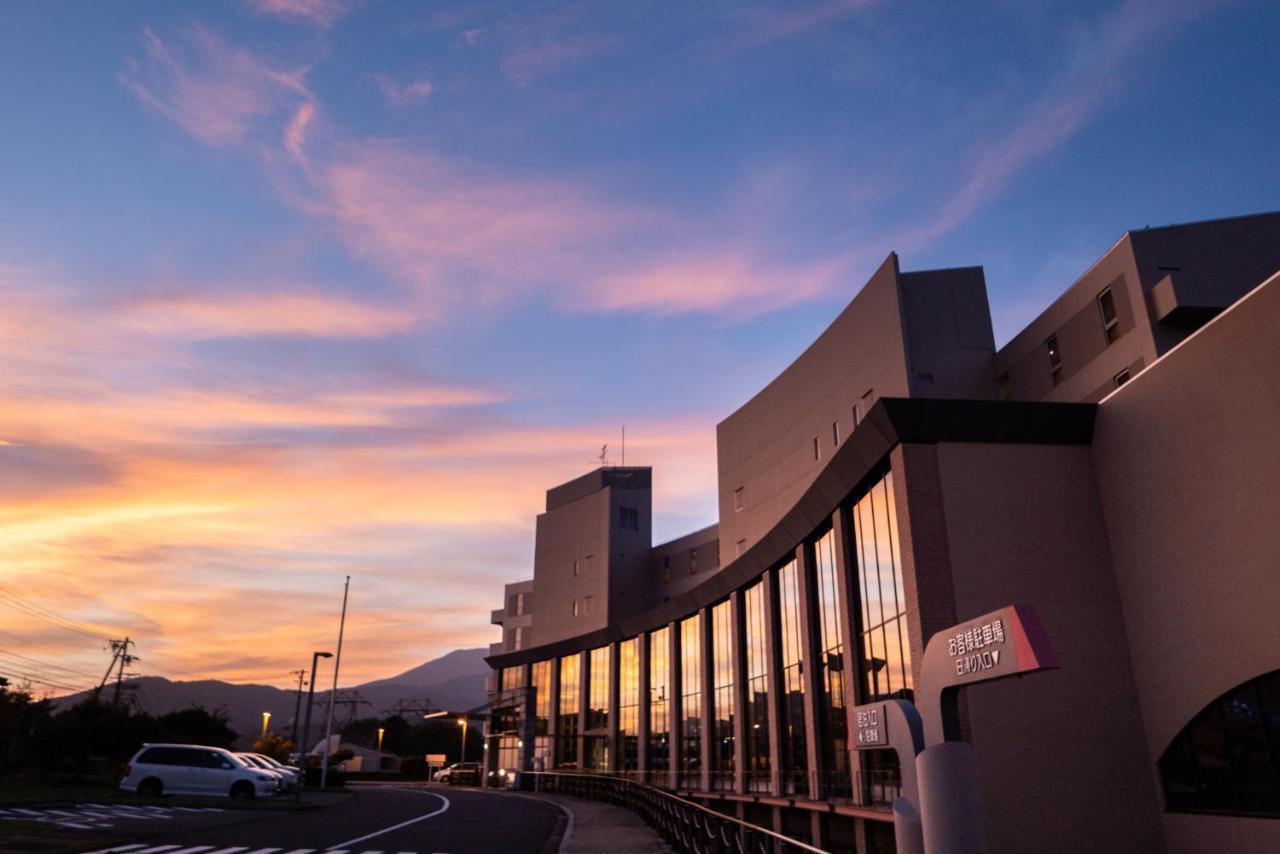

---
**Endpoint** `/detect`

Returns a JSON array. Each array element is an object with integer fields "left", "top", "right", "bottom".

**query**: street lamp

[
  {"left": 458, "top": 716, "right": 468, "bottom": 765},
  {"left": 296, "top": 650, "right": 333, "bottom": 802},
  {"left": 377, "top": 727, "right": 385, "bottom": 753},
  {"left": 261, "top": 711, "right": 271, "bottom": 738}
]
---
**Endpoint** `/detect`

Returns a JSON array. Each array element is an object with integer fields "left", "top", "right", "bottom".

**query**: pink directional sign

[{"left": 920, "top": 604, "right": 1057, "bottom": 744}]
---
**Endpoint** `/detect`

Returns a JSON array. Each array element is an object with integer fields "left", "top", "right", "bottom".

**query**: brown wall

[
  {"left": 716, "top": 253, "right": 912, "bottom": 564},
  {"left": 1162, "top": 813, "right": 1280, "bottom": 854},
  {"left": 995, "top": 235, "right": 1156, "bottom": 403},
  {"left": 929, "top": 441, "right": 1165, "bottom": 854},
  {"left": 1091, "top": 271, "right": 1280, "bottom": 773}
]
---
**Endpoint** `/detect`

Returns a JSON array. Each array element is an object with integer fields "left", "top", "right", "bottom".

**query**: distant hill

[{"left": 55, "top": 648, "right": 489, "bottom": 749}]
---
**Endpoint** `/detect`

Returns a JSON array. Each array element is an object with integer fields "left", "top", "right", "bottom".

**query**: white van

[{"left": 120, "top": 744, "right": 280, "bottom": 799}]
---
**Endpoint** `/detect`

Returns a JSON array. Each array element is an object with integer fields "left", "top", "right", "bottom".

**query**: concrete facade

[{"left": 484, "top": 212, "right": 1280, "bottom": 853}]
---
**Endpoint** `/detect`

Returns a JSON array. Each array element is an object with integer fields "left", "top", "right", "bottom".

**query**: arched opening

[{"left": 1159, "top": 668, "right": 1280, "bottom": 816}]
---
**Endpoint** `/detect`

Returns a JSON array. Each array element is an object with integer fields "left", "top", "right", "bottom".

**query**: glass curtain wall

[
  {"left": 679, "top": 614, "right": 702, "bottom": 788},
  {"left": 711, "top": 600, "right": 735, "bottom": 789},
  {"left": 814, "top": 528, "right": 851, "bottom": 798},
  {"left": 648, "top": 625, "right": 670, "bottom": 786},
  {"left": 586, "top": 645, "right": 610, "bottom": 770},
  {"left": 619, "top": 638, "right": 640, "bottom": 776},
  {"left": 743, "top": 581, "right": 770, "bottom": 791},
  {"left": 778, "top": 558, "right": 808, "bottom": 796},
  {"left": 557, "top": 653, "right": 580, "bottom": 768},
  {"left": 531, "top": 659, "right": 552, "bottom": 770},
  {"left": 852, "top": 471, "right": 912, "bottom": 804}
]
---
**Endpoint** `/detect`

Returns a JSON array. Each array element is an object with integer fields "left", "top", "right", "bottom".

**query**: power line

[
  {"left": 0, "top": 585, "right": 115, "bottom": 641},
  {"left": 0, "top": 648, "right": 103, "bottom": 682}
]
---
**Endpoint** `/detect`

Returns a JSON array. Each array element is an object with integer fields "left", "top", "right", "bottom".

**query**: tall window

[
  {"left": 852, "top": 471, "right": 912, "bottom": 805},
  {"left": 585, "top": 646, "right": 611, "bottom": 770},
  {"left": 744, "top": 580, "right": 770, "bottom": 791},
  {"left": 680, "top": 614, "right": 702, "bottom": 788},
  {"left": 815, "top": 529, "right": 850, "bottom": 798},
  {"left": 619, "top": 638, "right": 640, "bottom": 775},
  {"left": 501, "top": 665, "right": 524, "bottom": 693},
  {"left": 531, "top": 660, "right": 552, "bottom": 769},
  {"left": 1098, "top": 287, "right": 1121, "bottom": 343},
  {"left": 1046, "top": 335, "right": 1063, "bottom": 385},
  {"left": 711, "top": 600, "right": 735, "bottom": 789},
  {"left": 649, "top": 625, "right": 670, "bottom": 785},
  {"left": 557, "top": 653, "right": 580, "bottom": 767},
  {"left": 778, "top": 558, "right": 808, "bottom": 796}
]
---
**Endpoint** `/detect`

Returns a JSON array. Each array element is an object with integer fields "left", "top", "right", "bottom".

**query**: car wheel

[
  {"left": 230, "top": 781, "right": 256, "bottom": 800},
  {"left": 137, "top": 778, "right": 163, "bottom": 798}
]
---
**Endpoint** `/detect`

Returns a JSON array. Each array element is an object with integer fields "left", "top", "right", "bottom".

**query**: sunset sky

[{"left": 2, "top": 0, "right": 1277, "bottom": 695}]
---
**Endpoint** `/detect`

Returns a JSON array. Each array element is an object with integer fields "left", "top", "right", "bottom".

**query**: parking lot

[{"left": 0, "top": 784, "right": 564, "bottom": 854}]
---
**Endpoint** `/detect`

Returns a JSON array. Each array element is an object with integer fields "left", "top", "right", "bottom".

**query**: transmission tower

[{"left": 382, "top": 697, "right": 437, "bottom": 718}]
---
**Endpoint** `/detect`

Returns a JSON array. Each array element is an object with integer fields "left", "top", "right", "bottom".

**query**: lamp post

[
  {"left": 377, "top": 727, "right": 385, "bottom": 753},
  {"left": 261, "top": 711, "right": 272, "bottom": 739},
  {"left": 296, "top": 650, "right": 333, "bottom": 802},
  {"left": 458, "top": 716, "right": 468, "bottom": 765}
]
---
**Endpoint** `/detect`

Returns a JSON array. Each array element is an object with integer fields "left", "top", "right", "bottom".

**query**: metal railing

[{"left": 525, "top": 771, "right": 827, "bottom": 854}]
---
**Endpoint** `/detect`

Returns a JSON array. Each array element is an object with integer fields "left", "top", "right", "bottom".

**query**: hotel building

[{"left": 484, "top": 211, "right": 1280, "bottom": 853}]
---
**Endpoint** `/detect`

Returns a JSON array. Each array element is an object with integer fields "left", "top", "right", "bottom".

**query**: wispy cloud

[
  {"left": 118, "top": 25, "right": 311, "bottom": 147},
  {"left": 502, "top": 34, "right": 615, "bottom": 87},
  {"left": 374, "top": 74, "right": 434, "bottom": 106},
  {"left": 892, "top": 0, "right": 1223, "bottom": 251},
  {"left": 246, "top": 0, "right": 353, "bottom": 29}
]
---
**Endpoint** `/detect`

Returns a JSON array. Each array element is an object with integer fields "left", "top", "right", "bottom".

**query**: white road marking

[
  {"left": 204, "top": 848, "right": 250, "bottom": 854},
  {"left": 131, "top": 846, "right": 184, "bottom": 854},
  {"left": 167, "top": 847, "right": 216, "bottom": 854},
  {"left": 281, "top": 850, "right": 317, "bottom": 854},
  {"left": 82, "top": 846, "right": 151, "bottom": 854},
  {"left": 245, "top": 849, "right": 284, "bottom": 854},
  {"left": 328, "top": 792, "right": 450, "bottom": 850}
]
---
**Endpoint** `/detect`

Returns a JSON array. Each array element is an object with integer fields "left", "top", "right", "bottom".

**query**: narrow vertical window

[
  {"left": 711, "top": 600, "right": 735, "bottom": 790},
  {"left": 679, "top": 614, "right": 702, "bottom": 789},
  {"left": 689, "top": 548, "right": 699, "bottom": 575},
  {"left": 852, "top": 404, "right": 860, "bottom": 427},
  {"left": 573, "top": 559, "right": 580, "bottom": 577},
  {"left": 832, "top": 421, "right": 840, "bottom": 446},
  {"left": 734, "top": 487, "right": 744, "bottom": 512},
  {"left": 648, "top": 626, "right": 670, "bottom": 786},
  {"left": 736, "top": 539, "right": 746, "bottom": 558},
  {"left": 1098, "top": 288, "right": 1120, "bottom": 343},
  {"left": 813, "top": 436, "right": 820, "bottom": 461},
  {"left": 572, "top": 599, "right": 581, "bottom": 617},
  {"left": 557, "top": 653, "right": 580, "bottom": 767},
  {"left": 1046, "top": 335, "right": 1063, "bottom": 386},
  {"left": 513, "top": 626, "right": 524, "bottom": 651}
]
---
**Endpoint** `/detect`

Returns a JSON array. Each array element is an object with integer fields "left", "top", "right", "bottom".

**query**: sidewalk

[{"left": 513, "top": 791, "right": 673, "bottom": 854}]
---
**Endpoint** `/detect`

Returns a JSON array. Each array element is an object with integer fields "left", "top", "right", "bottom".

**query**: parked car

[
  {"left": 433, "top": 761, "right": 481, "bottom": 785},
  {"left": 120, "top": 744, "right": 280, "bottom": 800},
  {"left": 250, "top": 753, "right": 303, "bottom": 788},
  {"left": 236, "top": 753, "right": 297, "bottom": 790}
]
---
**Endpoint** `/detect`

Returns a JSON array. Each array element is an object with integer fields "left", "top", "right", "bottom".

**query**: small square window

[
  {"left": 832, "top": 421, "right": 840, "bottom": 446},
  {"left": 734, "top": 487, "right": 744, "bottom": 512},
  {"left": 1098, "top": 288, "right": 1120, "bottom": 344},
  {"left": 1114, "top": 369, "right": 1131, "bottom": 388}
]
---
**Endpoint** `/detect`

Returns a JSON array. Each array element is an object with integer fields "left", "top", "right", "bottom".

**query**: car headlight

[{"left": 255, "top": 774, "right": 275, "bottom": 782}]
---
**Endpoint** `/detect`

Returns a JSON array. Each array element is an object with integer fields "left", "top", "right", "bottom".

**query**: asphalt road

[{"left": 63, "top": 784, "right": 564, "bottom": 854}]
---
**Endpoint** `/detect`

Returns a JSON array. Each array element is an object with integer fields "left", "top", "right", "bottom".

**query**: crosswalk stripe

[
  {"left": 81, "top": 846, "right": 151, "bottom": 854},
  {"left": 245, "top": 848, "right": 283, "bottom": 854},
  {"left": 324, "top": 849, "right": 350, "bottom": 853},
  {"left": 281, "top": 849, "right": 316, "bottom": 853},
  {"left": 204, "top": 848, "right": 251, "bottom": 854},
  {"left": 168, "top": 847, "right": 216, "bottom": 854},
  {"left": 131, "top": 847, "right": 185, "bottom": 854}
]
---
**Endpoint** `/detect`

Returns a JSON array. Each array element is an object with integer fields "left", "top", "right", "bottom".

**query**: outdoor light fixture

[{"left": 422, "top": 710, "right": 448, "bottom": 720}]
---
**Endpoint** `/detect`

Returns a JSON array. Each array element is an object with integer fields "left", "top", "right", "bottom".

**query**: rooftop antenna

[
  {"left": 599, "top": 444, "right": 609, "bottom": 468},
  {"left": 622, "top": 425, "right": 625, "bottom": 467}
]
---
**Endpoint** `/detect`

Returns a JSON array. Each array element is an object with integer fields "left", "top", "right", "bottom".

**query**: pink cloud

[
  {"left": 502, "top": 35, "right": 615, "bottom": 87},
  {"left": 118, "top": 25, "right": 310, "bottom": 147},
  {"left": 115, "top": 288, "right": 421, "bottom": 340},
  {"left": 728, "top": 0, "right": 876, "bottom": 51},
  {"left": 246, "top": 0, "right": 352, "bottom": 29},
  {"left": 373, "top": 74, "right": 434, "bottom": 106},
  {"left": 284, "top": 101, "right": 316, "bottom": 165}
]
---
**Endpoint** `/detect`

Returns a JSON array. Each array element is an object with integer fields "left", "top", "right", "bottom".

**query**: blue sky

[{"left": 0, "top": 0, "right": 1277, "bottom": 691}]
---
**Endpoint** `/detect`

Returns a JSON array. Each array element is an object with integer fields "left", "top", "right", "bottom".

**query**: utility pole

[
  {"left": 320, "top": 576, "right": 350, "bottom": 790},
  {"left": 111, "top": 638, "right": 135, "bottom": 708},
  {"left": 289, "top": 669, "right": 306, "bottom": 750}
]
